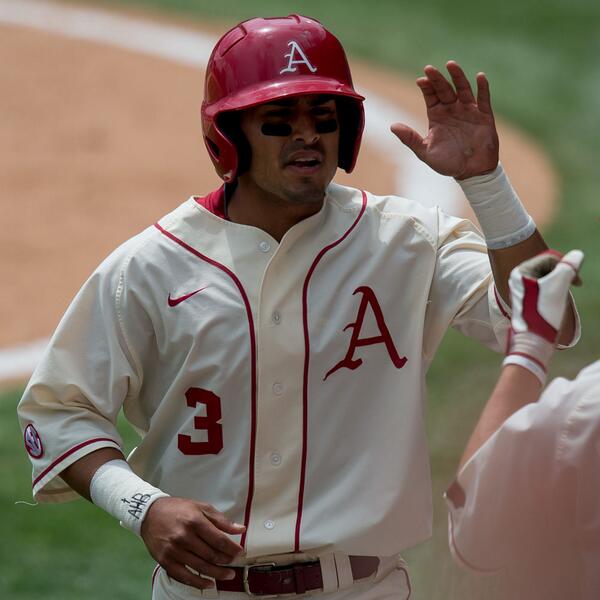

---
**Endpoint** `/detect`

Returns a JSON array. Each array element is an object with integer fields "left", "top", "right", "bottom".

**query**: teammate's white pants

[{"left": 151, "top": 555, "right": 411, "bottom": 600}]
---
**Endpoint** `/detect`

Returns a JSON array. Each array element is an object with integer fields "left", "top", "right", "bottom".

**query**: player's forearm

[
  {"left": 60, "top": 447, "right": 125, "bottom": 501},
  {"left": 488, "top": 229, "right": 546, "bottom": 303},
  {"left": 459, "top": 364, "right": 542, "bottom": 469},
  {"left": 456, "top": 165, "right": 576, "bottom": 345}
]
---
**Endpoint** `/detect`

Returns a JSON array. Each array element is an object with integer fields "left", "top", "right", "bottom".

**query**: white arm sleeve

[
  {"left": 17, "top": 237, "right": 152, "bottom": 502},
  {"left": 422, "top": 209, "right": 510, "bottom": 363}
]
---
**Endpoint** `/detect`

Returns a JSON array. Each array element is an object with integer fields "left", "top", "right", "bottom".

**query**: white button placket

[{"left": 244, "top": 236, "right": 306, "bottom": 556}]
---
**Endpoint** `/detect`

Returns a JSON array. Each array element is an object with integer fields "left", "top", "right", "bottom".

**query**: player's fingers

[
  {"left": 168, "top": 563, "right": 216, "bottom": 591},
  {"left": 424, "top": 64, "right": 457, "bottom": 104},
  {"left": 390, "top": 123, "right": 426, "bottom": 160},
  {"left": 178, "top": 549, "right": 237, "bottom": 581},
  {"left": 476, "top": 73, "right": 493, "bottom": 115},
  {"left": 416, "top": 77, "right": 440, "bottom": 108},
  {"left": 203, "top": 508, "right": 246, "bottom": 536},
  {"left": 195, "top": 514, "right": 245, "bottom": 558},
  {"left": 446, "top": 61, "right": 476, "bottom": 104},
  {"left": 183, "top": 535, "right": 239, "bottom": 566}
]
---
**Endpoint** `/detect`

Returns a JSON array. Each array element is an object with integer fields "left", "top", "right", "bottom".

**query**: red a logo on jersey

[{"left": 324, "top": 286, "right": 407, "bottom": 380}]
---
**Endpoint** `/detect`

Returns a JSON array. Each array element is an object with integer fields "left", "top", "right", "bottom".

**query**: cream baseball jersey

[
  {"left": 19, "top": 182, "right": 509, "bottom": 559},
  {"left": 445, "top": 360, "right": 600, "bottom": 599}
]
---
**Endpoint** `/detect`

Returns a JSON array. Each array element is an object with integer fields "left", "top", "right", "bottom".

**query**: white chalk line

[{"left": 0, "top": 0, "right": 463, "bottom": 381}]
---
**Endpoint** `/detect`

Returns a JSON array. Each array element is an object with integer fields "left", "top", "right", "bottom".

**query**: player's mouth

[{"left": 284, "top": 152, "right": 323, "bottom": 175}]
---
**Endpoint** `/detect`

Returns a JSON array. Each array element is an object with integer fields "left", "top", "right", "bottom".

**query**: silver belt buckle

[{"left": 243, "top": 562, "right": 277, "bottom": 597}]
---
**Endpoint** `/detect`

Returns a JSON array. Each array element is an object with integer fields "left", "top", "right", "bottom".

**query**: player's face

[{"left": 238, "top": 95, "right": 340, "bottom": 205}]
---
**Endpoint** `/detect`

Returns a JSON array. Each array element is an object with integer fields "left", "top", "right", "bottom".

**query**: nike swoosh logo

[{"left": 168, "top": 287, "right": 207, "bottom": 307}]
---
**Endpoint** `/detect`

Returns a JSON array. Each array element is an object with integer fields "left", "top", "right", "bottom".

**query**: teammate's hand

[
  {"left": 390, "top": 61, "right": 499, "bottom": 180},
  {"left": 140, "top": 497, "right": 245, "bottom": 590},
  {"left": 509, "top": 249, "right": 584, "bottom": 343},
  {"left": 503, "top": 249, "right": 583, "bottom": 384}
]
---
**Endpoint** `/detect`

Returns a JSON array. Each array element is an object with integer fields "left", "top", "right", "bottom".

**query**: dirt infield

[{"left": 0, "top": 6, "right": 557, "bottom": 352}]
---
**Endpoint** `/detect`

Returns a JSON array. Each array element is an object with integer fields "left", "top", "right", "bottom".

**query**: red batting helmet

[{"left": 201, "top": 15, "right": 365, "bottom": 182}]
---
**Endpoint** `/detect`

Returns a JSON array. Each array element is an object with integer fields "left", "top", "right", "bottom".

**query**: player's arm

[
  {"left": 60, "top": 450, "right": 245, "bottom": 590},
  {"left": 390, "top": 61, "right": 577, "bottom": 345},
  {"left": 459, "top": 249, "right": 584, "bottom": 468},
  {"left": 459, "top": 365, "right": 541, "bottom": 469}
]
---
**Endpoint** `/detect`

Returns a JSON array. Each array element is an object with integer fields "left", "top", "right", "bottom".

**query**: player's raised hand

[
  {"left": 141, "top": 497, "right": 245, "bottom": 590},
  {"left": 391, "top": 61, "right": 499, "bottom": 180}
]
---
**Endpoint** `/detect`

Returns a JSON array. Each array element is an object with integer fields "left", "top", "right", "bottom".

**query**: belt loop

[
  {"left": 333, "top": 553, "right": 354, "bottom": 590},
  {"left": 319, "top": 554, "right": 339, "bottom": 593},
  {"left": 292, "top": 565, "right": 306, "bottom": 595}
]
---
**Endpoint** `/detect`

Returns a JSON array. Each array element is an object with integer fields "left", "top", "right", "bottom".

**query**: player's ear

[{"left": 217, "top": 111, "right": 252, "bottom": 176}]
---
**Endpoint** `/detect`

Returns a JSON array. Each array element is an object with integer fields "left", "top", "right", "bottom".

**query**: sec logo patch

[{"left": 24, "top": 424, "right": 44, "bottom": 459}]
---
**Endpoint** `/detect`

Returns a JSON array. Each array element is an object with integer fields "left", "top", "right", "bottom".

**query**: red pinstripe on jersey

[
  {"left": 494, "top": 286, "right": 510, "bottom": 320},
  {"left": 294, "top": 190, "right": 368, "bottom": 552},
  {"left": 154, "top": 222, "right": 257, "bottom": 549},
  {"left": 32, "top": 437, "right": 120, "bottom": 488}
]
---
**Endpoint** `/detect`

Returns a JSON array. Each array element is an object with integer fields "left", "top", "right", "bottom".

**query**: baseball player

[
  {"left": 446, "top": 249, "right": 599, "bottom": 600},
  {"left": 18, "top": 15, "right": 579, "bottom": 600}
]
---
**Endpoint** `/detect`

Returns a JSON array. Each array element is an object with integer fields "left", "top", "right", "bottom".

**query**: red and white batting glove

[{"left": 504, "top": 249, "right": 584, "bottom": 384}]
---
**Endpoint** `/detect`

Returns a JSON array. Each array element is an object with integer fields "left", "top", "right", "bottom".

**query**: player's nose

[{"left": 292, "top": 113, "right": 319, "bottom": 145}]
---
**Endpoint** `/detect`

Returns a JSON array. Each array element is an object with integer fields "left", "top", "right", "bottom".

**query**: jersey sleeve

[
  {"left": 17, "top": 241, "right": 149, "bottom": 504},
  {"left": 422, "top": 209, "right": 510, "bottom": 362},
  {"left": 444, "top": 380, "right": 577, "bottom": 573}
]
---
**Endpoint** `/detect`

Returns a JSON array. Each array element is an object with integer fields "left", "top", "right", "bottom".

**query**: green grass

[
  {"left": 10, "top": 0, "right": 600, "bottom": 598},
  {"left": 2, "top": 388, "right": 154, "bottom": 599}
]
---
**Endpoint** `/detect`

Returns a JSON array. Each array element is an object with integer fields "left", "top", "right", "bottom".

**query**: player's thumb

[
  {"left": 390, "top": 124, "right": 425, "bottom": 159},
  {"left": 553, "top": 249, "right": 584, "bottom": 287}
]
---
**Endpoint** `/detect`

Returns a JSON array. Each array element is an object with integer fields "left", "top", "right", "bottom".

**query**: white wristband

[
  {"left": 503, "top": 354, "right": 546, "bottom": 385},
  {"left": 89, "top": 459, "right": 169, "bottom": 536},
  {"left": 503, "top": 331, "right": 555, "bottom": 385},
  {"left": 457, "top": 163, "right": 536, "bottom": 249}
]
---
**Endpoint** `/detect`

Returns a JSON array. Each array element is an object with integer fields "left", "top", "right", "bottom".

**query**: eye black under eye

[
  {"left": 261, "top": 123, "right": 293, "bottom": 136},
  {"left": 315, "top": 119, "right": 338, "bottom": 134},
  {"left": 260, "top": 120, "right": 338, "bottom": 136}
]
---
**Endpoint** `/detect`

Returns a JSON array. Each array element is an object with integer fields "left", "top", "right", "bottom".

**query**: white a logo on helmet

[{"left": 280, "top": 41, "right": 317, "bottom": 74}]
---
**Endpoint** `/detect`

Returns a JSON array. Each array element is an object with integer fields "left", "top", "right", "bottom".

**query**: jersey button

[
  {"left": 272, "top": 311, "right": 281, "bottom": 324},
  {"left": 270, "top": 453, "right": 282, "bottom": 466},
  {"left": 259, "top": 241, "right": 271, "bottom": 253},
  {"left": 272, "top": 382, "right": 284, "bottom": 396},
  {"left": 264, "top": 519, "right": 275, "bottom": 530}
]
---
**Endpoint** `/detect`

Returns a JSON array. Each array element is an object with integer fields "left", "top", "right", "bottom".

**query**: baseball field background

[{"left": 1, "top": 0, "right": 599, "bottom": 598}]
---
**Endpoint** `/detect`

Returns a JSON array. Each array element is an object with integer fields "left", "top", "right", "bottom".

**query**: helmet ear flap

[
  {"left": 217, "top": 112, "right": 252, "bottom": 178},
  {"left": 204, "top": 119, "right": 239, "bottom": 182},
  {"left": 336, "top": 97, "right": 364, "bottom": 173}
]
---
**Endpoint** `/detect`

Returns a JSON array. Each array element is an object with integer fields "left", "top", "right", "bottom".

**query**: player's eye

[
  {"left": 263, "top": 108, "right": 293, "bottom": 119},
  {"left": 311, "top": 107, "right": 335, "bottom": 117}
]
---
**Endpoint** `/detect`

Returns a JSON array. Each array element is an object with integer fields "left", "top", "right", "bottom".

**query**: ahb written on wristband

[
  {"left": 457, "top": 163, "right": 536, "bottom": 250},
  {"left": 89, "top": 459, "right": 169, "bottom": 536}
]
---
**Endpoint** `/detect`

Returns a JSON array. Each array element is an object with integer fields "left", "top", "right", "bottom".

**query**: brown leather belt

[{"left": 217, "top": 555, "right": 380, "bottom": 596}]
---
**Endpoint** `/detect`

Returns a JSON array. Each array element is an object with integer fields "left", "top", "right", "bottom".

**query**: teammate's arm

[
  {"left": 391, "top": 60, "right": 576, "bottom": 344},
  {"left": 61, "top": 451, "right": 245, "bottom": 590},
  {"left": 459, "top": 249, "right": 583, "bottom": 467},
  {"left": 459, "top": 364, "right": 541, "bottom": 468}
]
